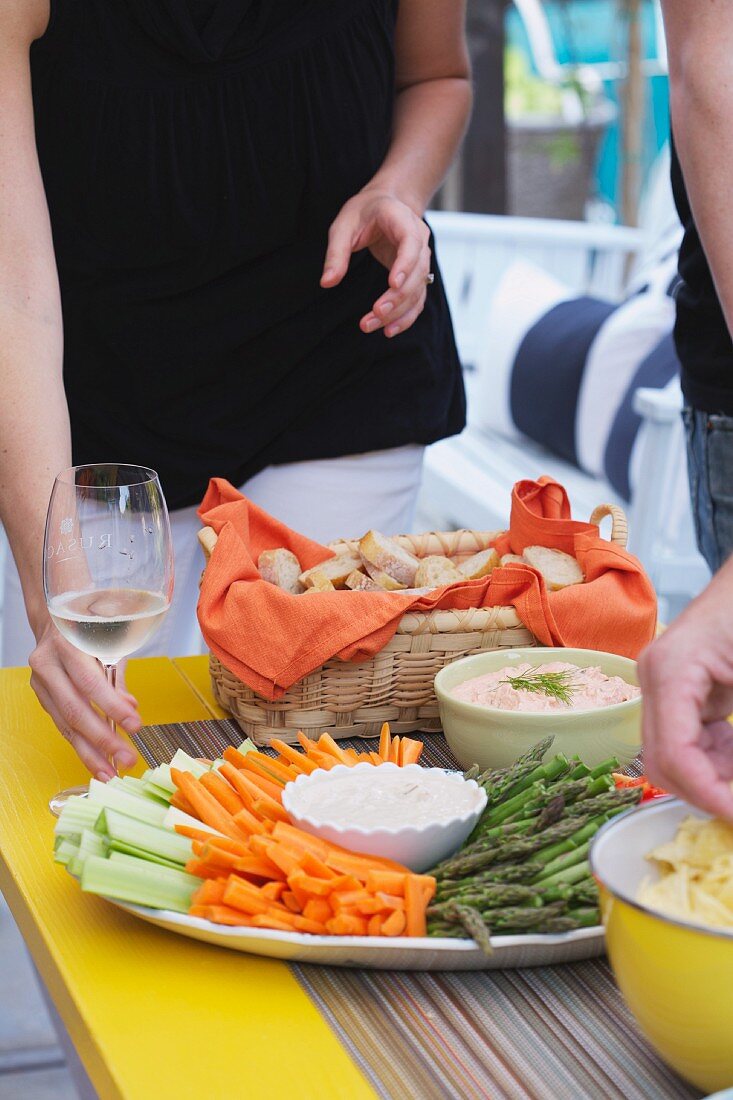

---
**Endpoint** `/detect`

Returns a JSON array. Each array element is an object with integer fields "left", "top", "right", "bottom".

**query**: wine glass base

[{"left": 48, "top": 785, "right": 89, "bottom": 817}]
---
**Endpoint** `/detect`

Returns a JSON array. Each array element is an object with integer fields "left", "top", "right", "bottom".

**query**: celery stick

[
  {"left": 54, "top": 838, "right": 80, "bottom": 866},
  {"left": 81, "top": 855, "right": 197, "bottom": 913},
  {"left": 108, "top": 841, "right": 184, "bottom": 870},
  {"left": 107, "top": 851, "right": 201, "bottom": 888},
  {"left": 238, "top": 738, "right": 256, "bottom": 755},
  {"left": 142, "top": 782, "right": 174, "bottom": 804},
  {"left": 79, "top": 829, "right": 107, "bottom": 859},
  {"left": 169, "top": 750, "right": 209, "bottom": 779},
  {"left": 54, "top": 801, "right": 102, "bottom": 839},
  {"left": 87, "top": 779, "right": 168, "bottom": 826},
  {"left": 96, "top": 809, "right": 193, "bottom": 864},
  {"left": 112, "top": 776, "right": 169, "bottom": 804},
  {"left": 67, "top": 854, "right": 86, "bottom": 877},
  {"left": 147, "top": 764, "right": 176, "bottom": 794},
  {"left": 163, "top": 805, "right": 224, "bottom": 838}
]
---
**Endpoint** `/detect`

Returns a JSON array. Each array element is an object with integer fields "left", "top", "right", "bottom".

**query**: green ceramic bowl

[{"left": 434, "top": 647, "right": 641, "bottom": 771}]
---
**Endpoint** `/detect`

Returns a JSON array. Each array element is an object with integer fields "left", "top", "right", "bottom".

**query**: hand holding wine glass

[{"left": 39, "top": 464, "right": 174, "bottom": 813}]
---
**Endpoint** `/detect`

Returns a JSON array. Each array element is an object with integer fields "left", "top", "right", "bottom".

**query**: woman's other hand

[
  {"left": 321, "top": 190, "right": 431, "bottom": 338},
  {"left": 638, "top": 558, "right": 733, "bottom": 820},
  {"left": 29, "top": 619, "right": 141, "bottom": 779}
]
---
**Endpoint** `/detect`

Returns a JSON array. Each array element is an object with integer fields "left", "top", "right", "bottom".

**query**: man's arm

[{"left": 661, "top": 0, "right": 733, "bottom": 334}]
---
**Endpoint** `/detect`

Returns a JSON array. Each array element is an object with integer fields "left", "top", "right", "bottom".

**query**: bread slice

[
  {"left": 413, "top": 555, "right": 462, "bottom": 590},
  {"left": 457, "top": 548, "right": 500, "bottom": 580},
  {"left": 358, "top": 530, "right": 419, "bottom": 587},
  {"left": 362, "top": 562, "right": 408, "bottom": 591},
  {"left": 258, "top": 549, "right": 304, "bottom": 595},
  {"left": 299, "top": 550, "right": 362, "bottom": 590},
  {"left": 522, "top": 546, "right": 584, "bottom": 590},
  {"left": 344, "top": 569, "right": 386, "bottom": 592},
  {"left": 500, "top": 554, "right": 527, "bottom": 567},
  {"left": 300, "top": 570, "right": 336, "bottom": 592}
]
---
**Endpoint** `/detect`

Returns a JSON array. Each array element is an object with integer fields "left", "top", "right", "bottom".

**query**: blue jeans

[{"left": 684, "top": 406, "right": 733, "bottom": 572}]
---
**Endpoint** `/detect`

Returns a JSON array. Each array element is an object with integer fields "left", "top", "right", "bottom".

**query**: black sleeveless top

[{"left": 30, "top": 0, "right": 465, "bottom": 510}]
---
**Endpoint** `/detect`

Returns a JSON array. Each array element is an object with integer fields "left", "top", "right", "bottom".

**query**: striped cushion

[{"left": 476, "top": 259, "right": 680, "bottom": 502}]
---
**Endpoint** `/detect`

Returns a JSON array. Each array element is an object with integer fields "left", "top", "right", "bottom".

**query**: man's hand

[
  {"left": 29, "top": 619, "right": 141, "bottom": 778},
  {"left": 321, "top": 190, "right": 432, "bottom": 338},
  {"left": 638, "top": 559, "right": 733, "bottom": 820}
]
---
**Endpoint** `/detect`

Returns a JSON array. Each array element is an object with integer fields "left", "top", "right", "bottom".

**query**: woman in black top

[{"left": 0, "top": 0, "right": 471, "bottom": 777}]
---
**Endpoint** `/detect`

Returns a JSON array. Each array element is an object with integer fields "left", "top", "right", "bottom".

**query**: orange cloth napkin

[{"left": 197, "top": 476, "right": 657, "bottom": 700}]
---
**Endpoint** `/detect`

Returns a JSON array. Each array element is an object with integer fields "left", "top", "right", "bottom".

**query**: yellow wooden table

[{"left": 0, "top": 657, "right": 376, "bottom": 1100}]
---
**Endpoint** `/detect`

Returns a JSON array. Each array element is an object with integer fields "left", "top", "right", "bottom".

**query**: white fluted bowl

[{"left": 281, "top": 763, "right": 487, "bottom": 873}]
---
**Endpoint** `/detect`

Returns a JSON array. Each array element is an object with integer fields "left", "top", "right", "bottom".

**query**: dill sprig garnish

[{"left": 500, "top": 666, "right": 578, "bottom": 705}]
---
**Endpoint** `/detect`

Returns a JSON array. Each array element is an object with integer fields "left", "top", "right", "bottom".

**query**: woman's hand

[
  {"left": 638, "top": 559, "right": 733, "bottom": 820},
  {"left": 29, "top": 618, "right": 141, "bottom": 779},
  {"left": 321, "top": 190, "right": 432, "bottom": 338}
]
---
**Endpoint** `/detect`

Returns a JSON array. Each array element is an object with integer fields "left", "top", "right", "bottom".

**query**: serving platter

[{"left": 112, "top": 899, "right": 605, "bottom": 970}]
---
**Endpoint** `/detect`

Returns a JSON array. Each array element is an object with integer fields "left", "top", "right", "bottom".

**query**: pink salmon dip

[{"left": 451, "top": 661, "right": 640, "bottom": 713}]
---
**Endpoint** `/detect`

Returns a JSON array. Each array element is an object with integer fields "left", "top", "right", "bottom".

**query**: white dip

[{"left": 289, "top": 767, "right": 483, "bottom": 830}]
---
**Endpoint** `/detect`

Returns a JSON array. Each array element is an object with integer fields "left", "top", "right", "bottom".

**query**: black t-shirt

[{"left": 671, "top": 136, "right": 733, "bottom": 414}]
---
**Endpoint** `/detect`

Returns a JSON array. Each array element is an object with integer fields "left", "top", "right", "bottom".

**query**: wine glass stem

[{"left": 102, "top": 662, "right": 117, "bottom": 731}]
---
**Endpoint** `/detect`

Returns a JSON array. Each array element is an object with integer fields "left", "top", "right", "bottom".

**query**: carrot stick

[
  {"left": 199, "top": 834, "right": 251, "bottom": 856},
  {"left": 261, "top": 881, "right": 287, "bottom": 902},
  {"left": 296, "top": 732, "right": 320, "bottom": 755},
  {"left": 271, "top": 822, "right": 331, "bottom": 859},
  {"left": 237, "top": 762, "right": 287, "bottom": 800},
  {"left": 304, "top": 750, "right": 338, "bottom": 771},
  {"left": 219, "top": 763, "right": 284, "bottom": 815},
  {"left": 317, "top": 733, "right": 351, "bottom": 765},
  {"left": 326, "top": 914, "right": 368, "bottom": 936},
  {"left": 232, "top": 807, "right": 268, "bottom": 836},
  {"left": 222, "top": 746, "right": 251, "bottom": 770},
  {"left": 169, "top": 791, "right": 195, "bottom": 815},
  {"left": 405, "top": 874, "right": 428, "bottom": 938},
  {"left": 191, "top": 879, "right": 227, "bottom": 906},
  {"left": 249, "top": 913, "right": 298, "bottom": 932},
  {"left": 281, "top": 890, "right": 301, "bottom": 913},
  {"left": 287, "top": 870, "right": 336, "bottom": 897},
  {"left": 222, "top": 877, "right": 270, "bottom": 915},
  {"left": 175, "top": 824, "right": 228, "bottom": 844},
  {"left": 389, "top": 736, "right": 401, "bottom": 765},
  {"left": 399, "top": 738, "right": 424, "bottom": 766},
  {"left": 354, "top": 896, "right": 387, "bottom": 916},
  {"left": 369, "top": 752, "right": 384, "bottom": 766},
  {"left": 343, "top": 748, "right": 359, "bottom": 765},
  {"left": 170, "top": 769, "right": 248, "bottom": 841},
  {"left": 381, "top": 909, "right": 407, "bottom": 937},
  {"left": 298, "top": 851, "right": 339, "bottom": 880},
  {"left": 365, "top": 870, "right": 407, "bottom": 895},
  {"left": 374, "top": 892, "right": 405, "bottom": 911},
  {"left": 270, "top": 738, "right": 319, "bottom": 775},
  {"left": 185, "top": 859, "right": 229, "bottom": 880},
  {"left": 190, "top": 904, "right": 255, "bottom": 927},
  {"left": 368, "top": 914, "right": 383, "bottom": 936},
  {"left": 249, "top": 838, "right": 300, "bottom": 877},
  {"left": 232, "top": 856, "right": 287, "bottom": 881},
  {"left": 330, "top": 890, "right": 372, "bottom": 914},
  {"left": 253, "top": 798, "right": 290, "bottom": 824},
  {"left": 303, "top": 898, "right": 332, "bottom": 924},
  {"left": 199, "top": 770, "right": 245, "bottom": 815},
  {"left": 241, "top": 753, "right": 291, "bottom": 787},
  {"left": 378, "top": 722, "right": 391, "bottom": 761}
]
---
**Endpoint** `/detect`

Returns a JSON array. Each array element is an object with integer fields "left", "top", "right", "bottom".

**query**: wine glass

[{"left": 44, "top": 463, "right": 174, "bottom": 815}]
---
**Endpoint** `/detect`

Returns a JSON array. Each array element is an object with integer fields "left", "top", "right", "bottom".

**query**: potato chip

[{"left": 640, "top": 815, "right": 733, "bottom": 931}]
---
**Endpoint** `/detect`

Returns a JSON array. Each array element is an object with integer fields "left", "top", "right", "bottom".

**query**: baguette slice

[
  {"left": 344, "top": 569, "right": 386, "bottom": 593},
  {"left": 301, "top": 570, "right": 336, "bottom": 593},
  {"left": 358, "top": 530, "right": 419, "bottom": 587},
  {"left": 299, "top": 550, "right": 362, "bottom": 590},
  {"left": 413, "top": 555, "right": 462, "bottom": 590},
  {"left": 362, "top": 562, "right": 408, "bottom": 591},
  {"left": 500, "top": 554, "right": 527, "bottom": 567},
  {"left": 457, "top": 548, "right": 500, "bottom": 580},
  {"left": 522, "top": 546, "right": 584, "bottom": 590},
  {"left": 258, "top": 549, "right": 304, "bottom": 595}
]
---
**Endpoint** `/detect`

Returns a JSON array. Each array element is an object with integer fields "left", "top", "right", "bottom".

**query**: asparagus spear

[{"left": 434, "top": 816, "right": 590, "bottom": 879}]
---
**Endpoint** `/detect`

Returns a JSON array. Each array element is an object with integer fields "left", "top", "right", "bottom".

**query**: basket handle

[
  {"left": 589, "top": 503, "right": 628, "bottom": 548},
  {"left": 198, "top": 526, "right": 218, "bottom": 562}
]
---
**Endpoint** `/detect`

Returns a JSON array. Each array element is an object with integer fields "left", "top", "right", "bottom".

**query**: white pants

[{"left": 1, "top": 445, "right": 424, "bottom": 667}]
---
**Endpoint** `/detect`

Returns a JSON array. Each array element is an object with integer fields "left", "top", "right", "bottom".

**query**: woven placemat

[{"left": 130, "top": 721, "right": 689, "bottom": 1100}]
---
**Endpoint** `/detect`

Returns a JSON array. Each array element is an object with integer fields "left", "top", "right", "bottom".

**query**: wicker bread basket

[{"left": 198, "top": 504, "right": 628, "bottom": 746}]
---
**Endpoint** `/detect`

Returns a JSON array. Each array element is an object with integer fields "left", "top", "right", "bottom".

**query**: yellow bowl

[
  {"left": 590, "top": 798, "right": 733, "bottom": 1094},
  {"left": 433, "top": 647, "right": 641, "bottom": 770}
]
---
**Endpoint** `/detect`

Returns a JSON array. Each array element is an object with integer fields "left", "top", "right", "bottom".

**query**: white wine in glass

[{"left": 44, "top": 463, "right": 174, "bottom": 815}]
